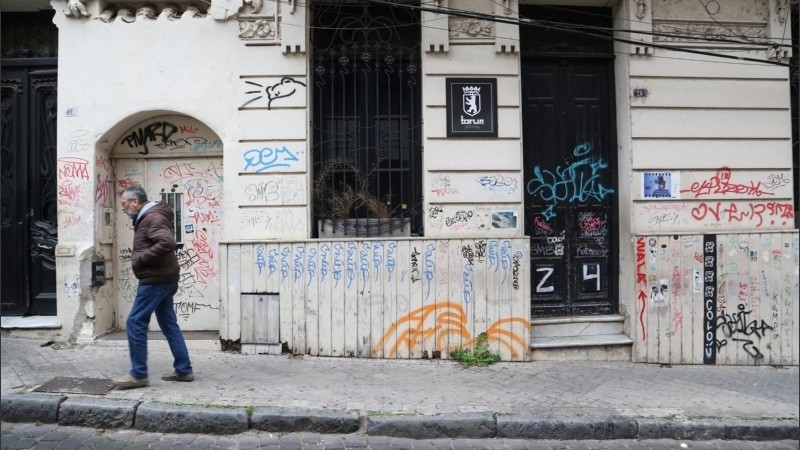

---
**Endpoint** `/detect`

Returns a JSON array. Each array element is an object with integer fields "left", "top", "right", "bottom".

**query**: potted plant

[{"left": 313, "top": 158, "right": 411, "bottom": 238}]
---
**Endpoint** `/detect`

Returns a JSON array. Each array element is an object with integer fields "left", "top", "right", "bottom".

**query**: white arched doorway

[{"left": 111, "top": 114, "right": 223, "bottom": 331}]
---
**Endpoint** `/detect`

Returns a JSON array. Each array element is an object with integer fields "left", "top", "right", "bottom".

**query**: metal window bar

[{"left": 160, "top": 192, "right": 183, "bottom": 244}]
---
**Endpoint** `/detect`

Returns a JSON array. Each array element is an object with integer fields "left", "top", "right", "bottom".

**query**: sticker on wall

[
  {"left": 642, "top": 171, "right": 681, "bottom": 199},
  {"left": 491, "top": 211, "right": 517, "bottom": 229},
  {"left": 185, "top": 224, "right": 194, "bottom": 234}
]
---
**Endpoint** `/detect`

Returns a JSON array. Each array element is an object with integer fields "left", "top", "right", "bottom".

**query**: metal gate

[
  {"left": 310, "top": 1, "right": 422, "bottom": 235},
  {"left": 520, "top": 6, "right": 618, "bottom": 317},
  {"left": 1, "top": 12, "right": 59, "bottom": 316}
]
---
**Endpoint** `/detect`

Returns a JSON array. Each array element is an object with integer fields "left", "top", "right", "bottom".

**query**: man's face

[{"left": 120, "top": 194, "right": 140, "bottom": 216}]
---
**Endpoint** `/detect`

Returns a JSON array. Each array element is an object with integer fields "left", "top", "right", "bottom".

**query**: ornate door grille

[{"left": 311, "top": 1, "right": 422, "bottom": 236}]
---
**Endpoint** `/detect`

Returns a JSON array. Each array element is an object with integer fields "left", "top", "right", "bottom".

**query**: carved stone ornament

[
  {"left": 775, "top": 0, "right": 788, "bottom": 25},
  {"left": 636, "top": 0, "right": 647, "bottom": 20},
  {"left": 449, "top": 17, "right": 493, "bottom": 39},
  {"left": 239, "top": 19, "right": 275, "bottom": 39},
  {"left": 96, "top": 3, "right": 207, "bottom": 22},
  {"left": 64, "top": 0, "right": 90, "bottom": 18}
]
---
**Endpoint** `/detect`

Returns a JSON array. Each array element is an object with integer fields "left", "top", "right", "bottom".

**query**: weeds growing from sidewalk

[{"left": 449, "top": 333, "right": 501, "bottom": 368}]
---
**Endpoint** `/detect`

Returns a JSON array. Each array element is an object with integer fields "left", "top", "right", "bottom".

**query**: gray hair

[{"left": 120, "top": 184, "right": 148, "bottom": 203}]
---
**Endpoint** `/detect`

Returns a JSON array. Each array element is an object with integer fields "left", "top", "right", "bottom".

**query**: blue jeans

[{"left": 126, "top": 282, "right": 192, "bottom": 379}]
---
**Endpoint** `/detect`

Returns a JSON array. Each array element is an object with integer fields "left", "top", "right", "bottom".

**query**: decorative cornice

[
  {"left": 652, "top": 21, "right": 767, "bottom": 42},
  {"left": 96, "top": 3, "right": 207, "bottom": 23}
]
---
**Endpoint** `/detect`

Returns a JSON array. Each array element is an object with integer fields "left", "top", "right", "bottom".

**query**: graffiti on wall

[
  {"left": 635, "top": 232, "right": 798, "bottom": 366},
  {"left": 118, "top": 119, "right": 222, "bottom": 156},
  {"left": 241, "top": 77, "right": 307, "bottom": 109},
  {"left": 226, "top": 238, "right": 530, "bottom": 360},
  {"left": 526, "top": 143, "right": 615, "bottom": 221},
  {"left": 372, "top": 302, "right": 530, "bottom": 359}
]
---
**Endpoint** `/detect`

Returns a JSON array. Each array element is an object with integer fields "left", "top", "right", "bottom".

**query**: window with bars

[
  {"left": 310, "top": 1, "right": 423, "bottom": 236},
  {"left": 160, "top": 191, "right": 183, "bottom": 245}
]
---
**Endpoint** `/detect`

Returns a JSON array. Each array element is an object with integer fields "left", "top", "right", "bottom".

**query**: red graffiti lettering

[
  {"left": 680, "top": 167, "right": 774, "bottom": 198},
  {"left": 58, "top": 157, "right": 89, "bottom": 180},
  {"left": 179, "top": 125, "right": 199, "bottom": 134}
]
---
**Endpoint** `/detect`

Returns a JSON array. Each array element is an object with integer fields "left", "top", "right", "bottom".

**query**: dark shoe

[
  {"left": 112, "top": 374, "right": 149, "bottom": 389},
  {"left": 161, "top": 371, "right": 194, "bottom": 382}
]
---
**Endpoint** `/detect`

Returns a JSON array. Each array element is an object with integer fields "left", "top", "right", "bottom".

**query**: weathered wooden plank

[
  {"left": 645, "top": 237, "right": 659, "bottom": 363},
  {"left": 667, "top": 236, "right": 682, "bottom": 364},
  {"left": 240, "top": 294, "right": 255, "bottom": 346},
  {"left": 761, "top": 234, "right": 781, "bottom": 365},
  {"left": 227, "top": 245, "right": 242, "bottom": 343},
  {"left": 329, "top": 242, "right": 346, "bottom": 357},
  {"left": 318, "top": 242, "right": 333, "bottom": 356},
  {"left": 305, "top": 242, "right": 320, "bottom": 356},
  {"left": 265, "top": 243, "right": 280, "bottom": 294},
  {"left": 780, "top": 233, "right": 794, "bottom": 365},
  {"left": 253, "top": 244, "right": 268, "bottom": 293},
  {"left": 357, "top": 241, "right": 372, "bottom": 358},
  {"left": 443, "top": 239, "right": 462, "bottom": 358},
  {"left": 471, "top": 238, "right": 489, "bottom": 358},
  {"left": 420, "top": 240, "right": 437, "bottom": 359},
  {"left": 434, "top": 239, "right": 450, "bottom": 358},
  {"left": 486, "top": 240, "right": 502, "bottom": 358},
  {"left": 343, "top": 241, "right": 359, "bottom": 357},
  {"left": 792, "top": 233, "right": 800, "bottom": 366},
  {"left": 510, "top": 239, "right": 528, "bottom": 361},
  {"left": 633, "top": 236, "right": 648, "bottom": 362},
  {"left": 278, "top": 243, "right": 293, "bottom": 352},
  {"left": 497, "top": 239, "right": 514, "bottom": 362},
  {"left": 714, "top": 234, "right": 732, "bottom": 365},
  {"left": 369, "top": 241, "right": 385, "bottom": 358},
  {"left": 408, "top": 242, "right": 425, "bottom": 359},
  {"left": 292, "top": 243, "right": 307, "bottom": 354},
  {"left": 240, "top": 244, "right": 255, "bottom": 294},
  {"left": 390, "top": 240, "right": 411, "bottom": 359},
  {"left": 686, "top": 235, "right": 703, "bottom": 364}
]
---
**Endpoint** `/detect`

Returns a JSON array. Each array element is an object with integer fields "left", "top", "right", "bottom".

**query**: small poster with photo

[
  {"left": 492, "top": 211, "right": 517, "bottom": 229},
  {"left": 642, "top": 171, "right": 680, "bottom": 199}
]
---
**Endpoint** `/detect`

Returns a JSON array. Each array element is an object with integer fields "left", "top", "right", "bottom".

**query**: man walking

[{"left": 112, "top": 184, "right": 194, "bottom": 389}]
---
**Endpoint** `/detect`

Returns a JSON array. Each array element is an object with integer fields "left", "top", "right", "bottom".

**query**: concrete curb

[
  {"left": 251, "top": 407, "right": 360, "bottom": 434},
  {"left": 58, "top": 397, "right": 139, "bottom": 429},
  {"left": 135, "top": 403, "right": 249, "bottom": 435},
  {"left": 496, "top": 415, "right": 638, "bottom": 439},
  {"left": 638, "top": 418, "right": 800, "bottom": 441},
  {"left": 0, "top": 393, "right": 65, "bottom": 424},
  {"left": 366, "top": 412, "right": 496, "bottom": 439},
  {"left": 1, "top": 393, "right": 798, "bottom": 440}
]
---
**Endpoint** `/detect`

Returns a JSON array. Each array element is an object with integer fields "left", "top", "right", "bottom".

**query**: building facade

[{"left": 1, "top": 0, "right": 797, "bottom": 365}]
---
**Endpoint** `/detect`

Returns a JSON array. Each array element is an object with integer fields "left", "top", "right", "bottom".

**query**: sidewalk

[{"left": 1, "top": 336, "right": 798, "bottom": 440}]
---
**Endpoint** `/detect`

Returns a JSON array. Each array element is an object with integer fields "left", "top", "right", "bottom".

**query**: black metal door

[
  {"left": 1, "top": 12, "right": 59, "bottom": 316},
  {"left": 520, "top": 6, "right": 617, "bottom": 317},
  {"left": 310, "top": 1, "right": 422, "bottom": 235}
]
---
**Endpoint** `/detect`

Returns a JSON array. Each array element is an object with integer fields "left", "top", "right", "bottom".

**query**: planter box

[{"left": 318, "top": 218, "right": 411, "bottom": 238}]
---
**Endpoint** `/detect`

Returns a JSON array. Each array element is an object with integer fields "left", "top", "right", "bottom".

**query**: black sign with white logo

[{"left": 446, "top": 78, "right": 497, "bottom": 137}]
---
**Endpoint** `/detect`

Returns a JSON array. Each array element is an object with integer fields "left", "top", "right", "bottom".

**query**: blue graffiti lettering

[
  {"left": 386, "top": 242, "right": 396, "bottom": 282},
  {"left": 320, "top": 244, "right": 330, "bottom": 283},
  {"left": 268, "top": 248, "right": 278, "bottom": 277},
  {"left": 346, "top": 243, "right": 356, "bottom": 289},
  {"left": 242, "top": 146, "right": 299, "bottom": 173},
  {"left": 255, "top": 245, "right": 266, "bottom": 275},
  {"left": 423, "top": 243, "right": 436, "bottom": 300},
  {"left": 280, "top": 247, "right": 290, "bottom": 283},
  {"left": 307, "top": 248, "right": 317, "bottom": 286},
  {"left": 526, "top": 143, "right": 615, "bottom": 220}
]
